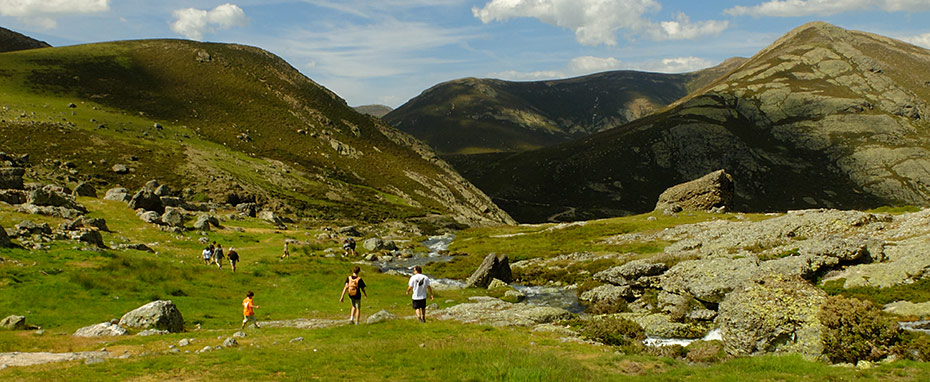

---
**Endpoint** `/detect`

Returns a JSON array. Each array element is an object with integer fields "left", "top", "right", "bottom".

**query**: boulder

[
  {"left": 654, "top": 169, "right": 734, "bottom": 213},
  {"left": 28, "top": 186, "right": 86, "bottom": 212},
  {"left": 0, "top": 167, "right": 25, "bottom": 189},
  {"left": 0, "top": 315, "right": 26, "bottom": 330},
  {"left": 118, "top": 300, "right": 184, "bottom": 333},
  {"left": 504, "top": 289, "right": 526, "bottom": 302},
  {"left": 0, "top": 189, "right": 27, "bottom": 205},
  {"left": 436, "top": 296, "right": 572, "bottom": 326},
  {"left": 594, "top": 260, "right": 667, "bottom": 286},
  {"left": 884, "top": 301, "right": 930, "bottom": 317},
  {"left": 139, "top": 211, "right": 161, "bottom": 224},
  {"left": 236, "top": 203, "right": 258, "bottom": 217},
  {"left": 112, "top": 164, "right": 129, "bottom": 174},
  {"left": 129, "top": 190, "right": 164, "bottom": 214},
  {"left": 70, "top": 229, "right": 106, "bottom": 248},
  {"left": 465, "top": 253, "right": 513, "bottom": 288},
  {"left": 619, "top": 312, "right": 710, "bottom": 338},
  {"left": 116, "top": 243, "right": 155, "bottom": 253},
  {"left": 223, "top": 337, "right": 238, "bottom": 347},
  {"left": 258, "top": 210, "right": 283, "bottom": 225},
  {"left": 0, "top": 223, "right": 11, "bottom": 248},
  {"left": 338, "top": 226, "right": 361, "bottom": 236},
  {"left": 16, "top": 204, "right": 84, "bottom": 219},
  {"left": 73, "top": 322, "right": 128, "bottom": 337},
  {"left": 716, "top": 274, "right": 826, "bottom": 357},
  {"left": 16, "top": 220, "right": 51, "bottom": 236},
  {"left": 81, "top": 217, "right": 109, "bottom": 232},
  {"left": 366, "top": 310, "right": 398, "bottom": 324},
  {"left": 153, "top": 184, "right": 171, "bottom": 197},
  {"left": 104, "top": 187, "right": 131, "bottom": 202},
  {"left": 72, "top": 182, "right": 97, "bottom": 197},
  {"left": 580, "top": 284, "right": 636, "bottom": 303},
  {"left": 193, "top": 215, "right": 211, "bottom": 231},
  {"left": 660, "top": 256, "right": 760, "bottom": 303},
  {"left": 487, "top": 278, "right": 509, "bottom": 289},
  {"left": 363, "top": 238, "right": 397, "bottom": 251},
  {"left": 137, "top": 329, "right": 169, "bottom": 336},
  {"left": 161, "top": 207, "right": 184, "bottom": 227}
]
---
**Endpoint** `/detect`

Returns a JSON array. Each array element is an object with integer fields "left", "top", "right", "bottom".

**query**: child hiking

[
  {"left": 339, "top": 265, "right": 367, "bottom": 325},
  {"left": 228, "top": 247, "right": 239, "bottom": 272},
  {"left": 406, "top": 265, "right": 433, "bottom": 323},
  {"left": 241, "top": 291, "right": 260, "bottom": 329}
]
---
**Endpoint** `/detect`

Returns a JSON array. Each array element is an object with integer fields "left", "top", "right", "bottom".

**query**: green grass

[{"left": 821, "top": 278, "right": 930, "bottom": 306}]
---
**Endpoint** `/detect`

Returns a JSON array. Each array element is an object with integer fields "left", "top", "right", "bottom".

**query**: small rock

[
  {"left": 85, "top": 358, "right": 104, "bottom": 365},
  {"left": 0, "top": 315, "right": 26, "bottom": 330},
  {"left": 112, "top": 164, "right": 129, "bottom": 174},
  {"left": 178, "top": 338, "right": 191, "bottom": 347},
  {"left": 137, "top": 329, "right": 169, "bottom": 336},
  {"left": 232, "top": 331, "right": 247, "bottom": 338},
  {"left": 289, "top": 336, "right": 304, "bottom": 343},
  {"left": 223, "top": 337, "right": 238, "bottom": 348},
  {"left": 366, "top": 310, "right": 398, "bottom": 324}
]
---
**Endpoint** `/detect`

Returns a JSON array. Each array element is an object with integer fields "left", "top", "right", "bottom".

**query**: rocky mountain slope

[
  {"left": 0, "top": 39, "right": 513, "bottom": 225},
  {"left": 384, "top": 58, "right": 746, "bottom": 155},
  {"left": 0, "top": 27, "right": 50, "bottom": 53},
  {"left": 454, "top": 22, "right": 930, "bottom": 222}
]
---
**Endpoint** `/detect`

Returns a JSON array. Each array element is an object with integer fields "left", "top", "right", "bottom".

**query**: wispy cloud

[
  {"left": 725, "top": 0, "right": 930, "bottom": 17},
  {"left": 472, "top": 0, "right": 727, "bottom": 46},
  {"left": 171, "top": 3, "right": 249, "bottom": 41},
  {"left": 901, "top": 32, "right": 930, "bottom": 49},
  {"left": 300, "top": 0, "right": 466, "bottom": 18},
  {"left": 0, "top": 0, "right": 109, "bottom": 29},
  {"left": 488, "top": 55, "right": 713, "bottom": 81}
]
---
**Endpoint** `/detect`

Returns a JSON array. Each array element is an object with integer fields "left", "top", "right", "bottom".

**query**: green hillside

[
  {"left": 384, "top": 58, "right": 746, "bottom": 155},
  {"left": 0, "top": 27, "right": 50, "bottom": 53},
  {"left": 0, "top": 39, "right": 512, "bottom": 225},
  {"left": 449, "top": 22, "right": 930, "bottom": 222}
]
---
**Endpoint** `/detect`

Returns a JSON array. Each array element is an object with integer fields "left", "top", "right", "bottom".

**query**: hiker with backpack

[
  {"left": 228, "top": 247, "right": 240, "bottom": 272},
  {"left": 342, "top": 237, "right": 356, "bottom": 257},
  {"left": 406, "top": 265, "right": 433, "bottom": 323},
  {"left": 339, "top": 265, "right": 367, "bottom": 325},
  {"left": 214, "top": 244, "right": 225, "bottom": 269}
]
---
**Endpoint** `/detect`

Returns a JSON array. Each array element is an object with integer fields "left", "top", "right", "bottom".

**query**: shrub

[
  {"left": 819, "top": 295, "right": 900, "bottom": 363},
  {"left": 588, "top": 298, "right": 629, "bottom": 315},
  {"left": 645, "top": 344, "right": 686, "bottom": 359},
  {"left": 686, "top": 340, "right": 726, "bottom": 363},
  {"left": 898, "top": 331, "right": 930, "bottom": 362},
  {"left": 578, "top": 316, "right": 646, "bottom": 347}
]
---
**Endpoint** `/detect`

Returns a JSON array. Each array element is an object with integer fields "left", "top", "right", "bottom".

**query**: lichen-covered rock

[
  {"left": 258, "top": 210, "right": 283, "bottom": 225},
  {"left": 104, "top": 187, "right": 131, "bottom": 202},
  {"left": 139, "top": 211, "right": 161, "bottom": 224},
  {"left": 0, "top": 189, "right": 27, "bottom": 205},
  {"left": 70, "top": 229, "right": 105, "bottom": 248},
  {"left": 73, "top": 322, "right": 128, "bottom": 337},
  {"left": 0, "top": 315, "right": 26, "bottom": 330},
  {"left": 884, "top": 301, "right": 930, "bottom": 317},
  {"left": 236, "top": 203, "right": 258, "bottom": 217},
  {"left": 654, "top": 169, "right": 734, "bottom": 213},
  {"left": 118, "top": 300, "right": 184, "bottom": 333},
  {"left": 466, "top": 253, "right": 513, "bottom": 289},
  {"left": 129, "top": 190, "right": 164, "bottom": 214},
  {"left": 435, "top": 296, "right": 572, "bottom": 326},
  {"left": 28, "top": 186, "right": 86, "bottom": 212},
  {"left": 618, "top": 312, "right": 710, "bottom": 338},
  {"left": 0, "top": 167, "right": 25, "bottom": 189},
  {"left": 366, "top": 310, "right": 398, "bottom": 324},
  {"left": 363, "top": 237, "right": 397, "bottom": 251},
  {"left": 661, "top": 256, "right": 760, "bottom": 303},
  {"left": 717, "top": 274, "right": 826, "bottom": 357},
  {"left": 579, "top": 284, "right": 636, "bottom": 303},
  {"left": 487, "top": 278, "right": 509, "bottom": 289},
  {"left": 161, "top": 207, "right": 184, "bottom": 227},
  {"left": 594, "top": 260, "right": 667, "bottom": 286}
]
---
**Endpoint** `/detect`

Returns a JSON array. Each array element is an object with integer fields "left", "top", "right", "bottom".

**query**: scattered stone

[
  {"left": 116, "top": 243, "right": 155, "bottom": 253},
  {"left": 137, "top": 329, "right": 169, "bottom": 336},
  {"left": 504, "top": 290, "right": 526, "bottom": 302},
  {"left": 161, "top": 207, "right": 184, "bottom": 227},
  {"left": 154, "top": 184, "right": 170, "bottom": 196},
  {"left": 232, "top": 331, "right": 247, "bottom": 338},
  {"left": 289, "top": 336, "right": 304, "bottom": 343},
  {"left": 236, "top": 203, "right": 258, "bottom": 217},
  {"left": 118, "top": 300, "right": 184, "bottom": 333},
  {"left": 139, "top": 211, "right": 161, "bottom": 224},
  {"left": 465, "top": 253, "right": 513, "bottom": 288},
  {"left": 258, "top": 210, "right": 284, "bottom": 226},
  {"left": 28, "top": 186, "right": 86, "bottom": 212},
  {"left": 197, "top": 345, "right": 212, "bottom": 353},
  {"left": 0, "top": 189, "right": 27, "bottom": 205},
  {"left": 487, "top": 278, "right": 509, "bottom": 289},
  {"left": 0, "top": 167, "right": 25, "bottom": 189},
  {"left": 84, "top": 358, "right": 104, "bottom": 365},
  {"left": 129, "top": 190, "right": 164, "bottom": 214},
  {"left": 223, "top": 337, "right": 238, "bottom": 348},
  {"left": 0, "top": 315, "right": 26, "bottom": 330},
  {"left": 69, "top": 229, "right": 106, "bottom": 248},
  {"left": 363, "top": 237, "right": 397, "bottom": 251},
  {"left": 73, "top": 322, "right": 128, "bottom": 337},
  {"left": 364, "top": 253, "right": 378, "bottom": 261},
  {"left": 72, "top": 182, "right": 97, "bottom": 197},
  {"left": 112, "top": 164, "right": 129, "bottom": 174},
  {"left": 179, "top": 338, "right": 191, "bottom": 347},
  {"left": 366, "top": 310, "right": 398, "bottom": 324},
  {"left": 579, "top": 284, "right": 636, "bottom": 303},
  {"left": 337, "top": 226, "right": 361, "bottom": 236},
  {"left": 654, "top": 169, "right": 734, "bottom": 213},
  {"left": 594, "top": 260, "right": 667, "bottom": 286}
]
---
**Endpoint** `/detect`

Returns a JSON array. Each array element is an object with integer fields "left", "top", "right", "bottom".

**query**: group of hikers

[
  {"left": 241, "top": 265, "right": 434, "bottom": 329},
  {"left": 201, "top": 241, "right": 240, "bottom": 271}
]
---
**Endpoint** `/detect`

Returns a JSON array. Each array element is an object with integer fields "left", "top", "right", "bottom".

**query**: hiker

[
  {"left": 282, "top": 240, "right": 290, "bottom": 259},
  {"left": 228, "top": 247, "right": 239, "bottom": 272},
  {"left": 342, "top": 237, "right": 356, "bottom": 257},
  {"left": 241, "top": 291, "right": 260, "bottom": 329},
  {"left": 214, "top": 244, "right": 225, "bottom": 269},
  {"left": 201, "top": 246, "right": 212, "bottom": 265},
  {"left": 406, "top": 265, "right": 433, "bottom": 323},
  {"left": 339, "top": 265, "right": 367, "bottom": 325}
]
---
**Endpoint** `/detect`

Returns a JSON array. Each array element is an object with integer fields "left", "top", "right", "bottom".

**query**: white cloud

[
  {"left": 488, "top": 55, "right": 713, "bottom": 81},
  {"left": 171, "top": 3, "right": 248, "bottom": 41},
  {"left": 472, "top": 0, "right": 727, "bottom": 46},
  {"left": 0, "top": 0, "right": 109, "bottom": 29},
  {"left": 902, "top": 33, "right": 930, "bottom": 49},
  {"left": 725, "top": 0, "right": 930, "bottom": 17}
]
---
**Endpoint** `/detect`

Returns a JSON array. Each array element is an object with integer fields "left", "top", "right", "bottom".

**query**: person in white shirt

[
  {"left": 201, "top": 246, "right": 212, "bottom": 265},
  {"left": 406, "top": 265, "right": 434, "bottom": 323}
]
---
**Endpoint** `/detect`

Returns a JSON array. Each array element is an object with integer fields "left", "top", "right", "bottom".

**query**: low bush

[
  {"left": 646, "top": 344, "right": 686, "bottom": 359},
  {"left": 898, "top": 331, "right": 930, "bottom": 362},
  {"left": 686, "top": 340, "right": 726, "bottom": 363},
  {"left": 578, "top": 315, "right": 646, "bottom": 347},
  {"left": 819, "top": 295, "right": 900, "bottom": 364},
  {"left": 588, "top": 298, "right": 629, "bottom": 315}
]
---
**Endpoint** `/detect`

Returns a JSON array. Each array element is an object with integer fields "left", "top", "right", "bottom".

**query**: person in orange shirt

[{"left": 241, "top": 291, "right": 260, "bottom": 329}]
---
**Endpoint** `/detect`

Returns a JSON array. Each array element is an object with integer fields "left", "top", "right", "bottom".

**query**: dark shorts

[
  {"left": 412, "top": 299, "right": 427, "bottom": 310},
  {"left": 350, "top": 297, "right": 361, "bottom": 309}
]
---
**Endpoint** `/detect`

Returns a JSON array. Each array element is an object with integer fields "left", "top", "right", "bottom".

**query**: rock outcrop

[
  {"left": 435, "top": 296, "right": 572, "bottom": 326},
  {"left": 0, "top": 223, "right": 11, "bottom": 248},
  {"left": 654, "top": 169, "right": 734, "bottom": 213},
  {"left": 118, "top": 300, "right": 184, "bottom": 333},
  {"left": 465, "top": 253, "right": 513, "bottom": 288},
  {"left": 73, "top": 322, "right": 128, "bottom": 337},
  {"left": 0, "top": 315, "right": 26, "bottom": 330},
  {"left": 0, "top": 167, "right": 24, "bottom": 189}
]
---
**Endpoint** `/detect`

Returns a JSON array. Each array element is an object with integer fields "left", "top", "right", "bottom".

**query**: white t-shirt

[
  {"left": 202, "top": 249, "right": 212, "bottom": 259},
  {"left": 408, "top": 273, "right": 431, "bottom": 300}
]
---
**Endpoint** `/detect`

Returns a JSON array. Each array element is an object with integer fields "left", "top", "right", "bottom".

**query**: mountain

[
  {"left": 0, "top": 26, "right": 51, "bottom": 53},
  {"left": 353, "top": 104, "right": 393, "bottom": 118},
  {"left": 0, "top": 39, "right": 513, "bottom": 226},
  {"left": 452, "top": 22, "right": 930, "bottom": 223},
  {"left": 384, "top": 58, "right": 746, "bottom": 155}
]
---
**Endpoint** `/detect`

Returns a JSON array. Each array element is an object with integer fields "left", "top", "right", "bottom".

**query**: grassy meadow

[{"left": 3, "top": 201, "right": 930, "bottom": 381}]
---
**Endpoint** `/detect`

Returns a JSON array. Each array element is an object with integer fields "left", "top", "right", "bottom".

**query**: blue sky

[{"left": 2, "top": 1, "right": 930, "bottom": 108}]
